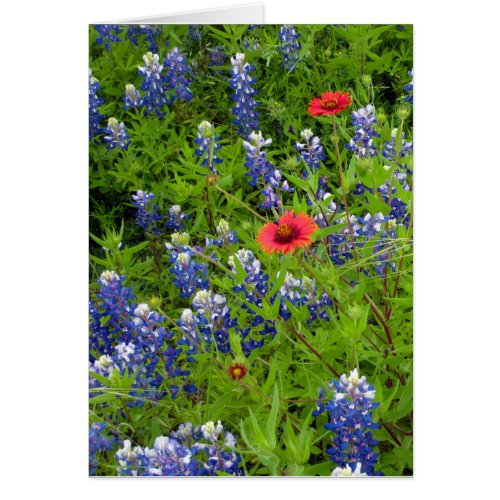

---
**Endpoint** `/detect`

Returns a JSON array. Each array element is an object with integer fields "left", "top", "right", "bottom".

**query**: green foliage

[{"left": 89, "top": 24, "right": 413, "bottom": 476}]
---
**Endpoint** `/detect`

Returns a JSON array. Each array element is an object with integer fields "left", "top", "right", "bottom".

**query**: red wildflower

[
  {"left": 307, "top": 91, "right": 352, "bottom": 117},
  {"left": 257, "top": 210, "right": 318, "bottom": 254},
  {"left": 228, "top": 362, "right": 247, "bottom": 380}
]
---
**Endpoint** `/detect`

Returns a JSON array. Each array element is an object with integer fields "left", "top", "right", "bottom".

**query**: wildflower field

[{"left": 89, "top": 23, "right": 413, "bottom": 477}]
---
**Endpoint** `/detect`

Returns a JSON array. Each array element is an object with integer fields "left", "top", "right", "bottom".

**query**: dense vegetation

[{"left": 89, "top": 23, "right": 413, "bottom": 476}]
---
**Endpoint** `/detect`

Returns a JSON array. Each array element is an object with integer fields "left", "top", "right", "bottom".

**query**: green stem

[
  {"left": 216, "top": 186, "right": 268, "bottom": 222},
  {"left": 332, "top": 118, "right": 360, "bottom": 270}
]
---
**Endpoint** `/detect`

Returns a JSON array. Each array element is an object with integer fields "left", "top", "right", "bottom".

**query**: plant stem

[
  {"left": 332, "top": 118, "right": 360, "bottom": 270},
  {"left": 216, "top": 186, "right": 268, "bottom": 222}
]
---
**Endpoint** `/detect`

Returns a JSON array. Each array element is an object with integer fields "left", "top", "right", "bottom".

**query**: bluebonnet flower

[
  {"left": 126, "top": 25, "right": 161, "bottom": 53},
  {"left": 404, "top": 69, "right": 413, "bottom": 104},
  {"left": 132, "top": 190, "right": 162, "bottom": 235},
  {"left": 229, "top": 53, "right": 259, "bottom": 136},
  {"left": 383, "top": 128, "right": 413, "bottom": 162},
  {"left": 206, "top": 219, "right": 238, "bottom": 246},
  {"left": 164, "top": 48, "right": 193, "bottom": 103},
  {"left": 278, "top": 25, "right": 301, "bottom": 70},
  {"left": 89, "top": 273, "right": 187, "bottom": 403},
  {"left": 358, "top": 212, "right": 399, "bottom": 276},
  {"left": 242, "top": 131, "right": 274, "bottom": 185},
  {"left": 229, "top": 249, "right": 269, "bottom": 300},
  {"left": 194, "top": 121, "right": 222, "bottom": 173},
  {"left": 89, "top": 422, "right": 117, "bottom": 475},
  {"left": 367, "top": 218, "right": 399, "bottom": 277},
  {"left": 260, "top": 171, "right": 293, "bottom": 211},
  {"left": 165, "top": 205, "right": 188, "bottom": 232},
  {"left": 296, "top": 129, "right": 326, "bottom": 173},
  {"left": 93, "top": 24, "right": 123, "bottom": 51},
  {"left": 192, "top": 290, "right": 236, "bottom": 353},
  {"left": 177, "top": 289, "right": 237, "bottom": 357},
  {"left": 346, "top": 104, "right": 379, "bottom": 159},
  {"left": 313, "top": 369, "right": 381, "bottom": 475},
  {"left": 89, "top": 271, "right": 134, "bottom": 357},
  {"left": 320, "top": 214, "right": 362, "bottom": 266},
  {"left": 138, "top": 52, "right": 168, "bottom": 117},
  {"left": 331, "top": 463, "right": 368, "bottom": 477},
  {"left": 102, "top": 118, "right": 131, "bottom": 151},
  {"left": 359, "top": 212, "right": 387, "bottom": 238},
  {"left": 89, "top": 69, "right": 104, "bottom": 139},
  {"left": 208, "top": 45, "right": 226, "bottom": 72},
  {"left": 390, "top": 198, "right": 409, "bottom": 223},
  {"left": 242, "top": 38, "right": 261, "bottom": 51},
  {"left": 242, "top": 131, "right": 292, "bottom": 211},
  {"left": 123, "top": 83, "right": 142, "bottom": 110},
  {"left": 116, "top": 421, "right": 243, "bottom": 476},
  {"left": 168, "top": 248, "right": 209, "bottom": 299},
  {"left": 299, "top": 276, "right": 333, "bottom": 322},
  {"left": 228, "top": 249, "right": 331, "bottom": 351},
  {"left": 189, "top": 25, "right": 202, "bottom": 41}
]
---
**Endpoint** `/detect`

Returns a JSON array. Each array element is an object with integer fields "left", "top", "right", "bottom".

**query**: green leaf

[{"left": 265, "top": 384, "right": 280, "bottom": 449}]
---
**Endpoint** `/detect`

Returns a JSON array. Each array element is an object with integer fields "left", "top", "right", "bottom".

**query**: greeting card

[{"left": 89, "top": 11, "right": 413, "bottom": 477}]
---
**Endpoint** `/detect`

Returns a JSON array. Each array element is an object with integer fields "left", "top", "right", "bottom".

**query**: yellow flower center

[
  {"left": 232, "top": 368, "right": 242, "bottom": 377},
  {"left": 275, "top": 223, "right": 297, "bottom": 243},
  {"left": 321, "top": 97, "right": 339, "bottom": 109}
]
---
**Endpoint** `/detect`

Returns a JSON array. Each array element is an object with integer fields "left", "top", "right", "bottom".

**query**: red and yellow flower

[
  {"left": 228, "top": 362, "right": 248, "bottom": 380},
  {"left": 307, "top": 91, "right": 352, "bottom": 117},
  {"left": 257, "top": 210, "right": 318, "bottom": 254}
]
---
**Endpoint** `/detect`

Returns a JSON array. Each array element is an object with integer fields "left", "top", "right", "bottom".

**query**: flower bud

[
  {"left": 361, "top": 74, "right": 372, "bottom": 87},
  {"left": 375, "top": 110, "right": 387, "bottom": 124},
  {"left": 198, "top": 120, "right": 214, "bottom": 139},
  {"left": 149, "top": 296, "right": 161, "bottom": 309},
  {"left": 396, "top": 104, "right": 411, "bottom": 120},
  {"left": 206, "top": 173, "right": 219, "bottom": 186},
  {"left": 171, "top": 232, "right": 190, "bottom": 246}
]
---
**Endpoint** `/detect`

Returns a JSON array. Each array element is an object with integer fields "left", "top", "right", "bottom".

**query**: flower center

[
  {"left": 321, "top": 97, "right": 339, "bottom": 109},
  {"left": 275, "top": 223, "right": 297, "bottom": 242},
  {"left": 232, "top": 368, "right": 242, "bottom": 377}
]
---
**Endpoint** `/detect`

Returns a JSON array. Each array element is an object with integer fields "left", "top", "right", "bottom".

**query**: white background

[{"left": 1, "top": 0, "right": 498, "bottom": 497}]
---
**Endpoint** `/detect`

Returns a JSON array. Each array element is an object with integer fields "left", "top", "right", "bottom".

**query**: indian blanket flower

[
  {"left": 278, "top": 25, "right": 301, "bottom": 70},
  {"left": 257, "top": 210, "right": 318, "bottom": 254},
  {"left": 308, "top": 91, "right": 352, "bottom": 117},
  {"left": 102, "top": 118, "right": 131, "bottom": 151},
  {"left": 227, "top": 362, "right": 248, "bottom": 380},
  {"left": 229, "top": 53, "right": 259, "bottom": 136},
  {"left": 313, "top": 369, "right": 381, "bottom": 475}
]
